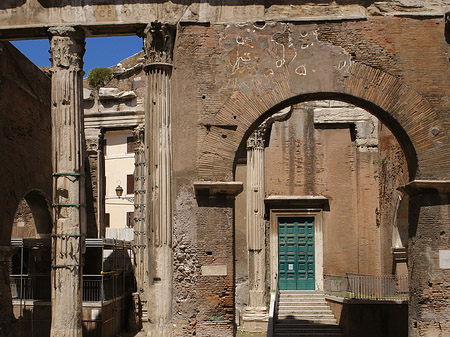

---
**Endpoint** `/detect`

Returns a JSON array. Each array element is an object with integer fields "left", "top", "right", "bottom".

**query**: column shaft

[
  {"left": 133, "top": 124, "right": 148, "bottom": 322},
  {"left": 246, "top": 134, "right": 266, "bottom": 309},
  {"left": 143, "top": 22, "right": 176, "bottom": 336},
  {"left": 48, "top": 26, "right": 85, "bottom": 337}
]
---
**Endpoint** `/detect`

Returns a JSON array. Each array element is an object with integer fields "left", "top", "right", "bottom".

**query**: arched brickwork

[
  {"left": 197, "top": 26, "right": 449, "bottom": 182},
  {"left": 0, "top": 41, "right": 52, "bottom": 246}
]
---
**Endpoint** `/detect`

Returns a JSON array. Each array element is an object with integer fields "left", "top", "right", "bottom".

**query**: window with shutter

[
  {"left": 127, "top": 136, "right": 135, "bottom": 154},
  {"left": 127, "top": 174, "right": 134, "bottom": 194},
  {"left": 127, "top": 212, "right": 134, "bottom": 228}
]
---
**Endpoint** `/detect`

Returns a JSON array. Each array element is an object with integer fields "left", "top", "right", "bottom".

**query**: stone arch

[
  {"left": 197, "top": 23, "right": 449, "bottom": 182},
  {"left": 11, "top": 189, "right": 52, "bottom": 239}
]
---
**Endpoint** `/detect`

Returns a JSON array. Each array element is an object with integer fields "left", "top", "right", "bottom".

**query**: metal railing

[
  {"left": 83, "top": 272, "right": 133, "bottom": 302},
  {"left": 324, "top": 274, "right": 408, "bottom": 301},
  {"left": 267, "top": 274, "right": 279, "bottom": 337},
  {"left": 10, "top": 272, "right": 133, "bottom": 302},
  {"left": 10, "top": 274, "right": 51, "bottom": 301}
]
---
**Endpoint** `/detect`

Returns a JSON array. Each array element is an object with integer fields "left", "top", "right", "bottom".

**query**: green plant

[
  {"left": 373, "top": 157, "right": 387, "bottom": 179},
  {"left": 87, "top": 67, "right": 113, "bottom": 88},
  {"left": 373, "top": 157, "right": 387, "bottom": 166}
]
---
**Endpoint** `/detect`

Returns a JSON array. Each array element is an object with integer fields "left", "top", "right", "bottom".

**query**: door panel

[{"left": 278, "top": 217, "right": 315, "bottom": 290}]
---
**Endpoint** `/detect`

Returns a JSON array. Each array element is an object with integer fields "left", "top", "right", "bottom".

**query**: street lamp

[{"left": 115, "top": 184, "right": 134, "bottom": 202}]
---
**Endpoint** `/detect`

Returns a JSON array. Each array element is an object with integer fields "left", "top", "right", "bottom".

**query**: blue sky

[{"left": 12, "top": 35, "right": 143, "bottom": 76}]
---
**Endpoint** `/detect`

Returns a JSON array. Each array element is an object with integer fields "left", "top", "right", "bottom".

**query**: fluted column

[
  {"left": 245, "top": 125, "right": 268, "bottom": 314},
  {"left": 243, "top": 107, "right": 292, "bottom": 331},
  {"left": 133, "top": 124, "right": 148, "bottom": 323},
  {"left": 143, "top": 22, "right": 176, "bottom": 336},
  {"left": 48, "top": 26, "right": 85, "bottom": 337}
]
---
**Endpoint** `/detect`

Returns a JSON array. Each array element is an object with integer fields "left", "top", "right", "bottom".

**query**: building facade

[{"left": 0, "top": 1, "right": 450, "bottom": 337}]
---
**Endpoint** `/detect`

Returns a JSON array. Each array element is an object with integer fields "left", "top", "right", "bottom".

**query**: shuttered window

[
  {"left": 127, "top": 174, "right": 134, "bottom": 195},
  {"left": 105, "top": 213, "right": 110, "bottom": 228},
  {"left": 127, "top": 137, "right": 135, "bottom": 154},
  {"left": 127, "top": 212, "right": 134, "bottom": 228}
]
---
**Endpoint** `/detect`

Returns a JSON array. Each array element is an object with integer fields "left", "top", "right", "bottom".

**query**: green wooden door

[{"left": 278, "top": 217, "right": 315, "bottom": 290}]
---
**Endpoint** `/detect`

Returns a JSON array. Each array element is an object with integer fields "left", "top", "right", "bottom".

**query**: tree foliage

[{"left": 87, "top": 67, "right": 113, "bottom": 88}]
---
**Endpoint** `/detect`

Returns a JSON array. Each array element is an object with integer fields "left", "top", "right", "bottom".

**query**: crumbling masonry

[{"left": 0, "top": 1, "right": 450, "bottom": 337}]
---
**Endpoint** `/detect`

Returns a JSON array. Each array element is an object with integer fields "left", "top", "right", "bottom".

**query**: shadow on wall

[
  {"left": 0, "top": 0, "right": 25, "bottom": 10},
  {"left": 338, "top": 302, "right": 407, "bottom": 337}
]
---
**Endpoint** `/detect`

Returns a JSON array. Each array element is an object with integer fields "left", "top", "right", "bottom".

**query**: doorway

[{"left": 278, "top": 217, "right": 315, "bottom": 290}]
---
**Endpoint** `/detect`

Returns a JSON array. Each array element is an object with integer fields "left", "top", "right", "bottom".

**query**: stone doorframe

[{"left": 268, "top": 207, "right": 325, "bottom": 291}]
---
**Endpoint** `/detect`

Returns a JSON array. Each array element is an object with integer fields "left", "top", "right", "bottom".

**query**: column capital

[
  {"left": 247, "top": 124, "right": 268, "bottom": 150},
  {"left": 247, "top": 106, "right": 293, "bottom": 150},
  {"left": 142, "top": 22, "right": 176, "bottom": 66},
  {"left": 48, "top": 26, "right": 85, "bottom": 71},
  {"left": 133, "top": 124, "right": 145, "bottom": 147}
]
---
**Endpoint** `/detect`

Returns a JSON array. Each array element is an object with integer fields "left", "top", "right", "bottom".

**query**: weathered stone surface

[
  {"left": 0, "top": 41, "right": 51, "bottom": 337},
  {"left": 144, "top": 21, "right": 176, "bottom": 337},
  {"left": 49, "top": 25, "right": 85, "bottom": 337},
  {"left": 1, "top": 1, "right": 449, "bottom": 39}
]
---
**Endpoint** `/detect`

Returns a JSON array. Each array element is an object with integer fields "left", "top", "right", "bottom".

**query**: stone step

[
  {"left": 276, "top": 318, "right": 338, "bottom": 325},
  {"left": 278, "top": 309, "right": 334, "bottom": 315},
  {"left": 279, "top": 290, "right": 324, "bottom": 294},
  {"left": 278, "top": 299, "right": 327, "bottom": 303},
  {"left": 279, "top": 300, "right": 328, "bottom": 305},
  {"left": 276, "top": 322, "right": 341, "bottom": 328},
  {"left": 275, "top": 292, "right": 343, "bottom": 336},
  {"left": 278, "top": 306, "right": 331, "bottom": 311},
  {"left": 279, "top": 293, "right": 325, "bottom": 298},
  {"left": 276, "top": 325, "right": 342, "bottom": 332},
  {"left": 275, "top": 331, "right": 344, "bottom": 337}
]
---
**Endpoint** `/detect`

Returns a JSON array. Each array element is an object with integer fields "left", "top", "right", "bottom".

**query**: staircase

[{"left": 274, "top": 291, "right": 344, "bottom": 337}]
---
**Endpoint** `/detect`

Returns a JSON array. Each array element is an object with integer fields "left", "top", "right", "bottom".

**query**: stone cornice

[
  {"left": 194, "top": 181, "right": 243, "bottom": 196},
  {"left": 398, "top": 180, "right": 450, "bottom": 196}
]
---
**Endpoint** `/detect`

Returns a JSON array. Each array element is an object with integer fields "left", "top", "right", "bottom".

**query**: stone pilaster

[
  {"left": 85, "top": 128, "right": 103, "bottom": 238},
  {"left": 133, "top": 124, "right": 148, "bottom": 324},
  {"left": 401, "top": 181, "right": 450, "bottom": 336},
  {"left": 143, "top": 22, "right": 176, "bottom": 336},
  {"left": 48, "top": 26, "right": 85, "bottom": 337}
]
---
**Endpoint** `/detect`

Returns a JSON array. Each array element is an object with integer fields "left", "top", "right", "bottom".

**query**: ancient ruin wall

[{"left": 0, "top": 41, "right": 51, "bottom": 337}]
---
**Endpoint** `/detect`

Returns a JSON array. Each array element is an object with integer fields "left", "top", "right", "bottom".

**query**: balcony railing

[
  {"left": 324, "top": 274, "right": 408, "bottom": 301},
  {"left": 10, "top": 274, "right": 51, "bottom": 301},
  {"left": 10, "top": 272, "right": 134, "bottom": 302}
]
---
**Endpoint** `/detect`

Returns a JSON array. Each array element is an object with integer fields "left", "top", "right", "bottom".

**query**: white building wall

[{"left": 104, "top": 129, "right": 135, "bottom": 229}]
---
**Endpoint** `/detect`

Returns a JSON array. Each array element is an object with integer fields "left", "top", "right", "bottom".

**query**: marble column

[
  {"left": 246, "top": 124, "right": 268, "bottom": 311},
  {"left": 143, "top": 22, "right": 176, "bottom": 336},
  {"left": 243, "top": 107, "right": 292, "bottom": 330},
  {"left": 48, "top": 26, "right": 86, "bottom": 337},
  {"left": 133, "top": 124, "right": 148, "bottom": 323}
]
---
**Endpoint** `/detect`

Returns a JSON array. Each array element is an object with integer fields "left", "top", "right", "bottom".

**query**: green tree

[{"left": 87, "top": 67, "right": 113, "bottom": 88}]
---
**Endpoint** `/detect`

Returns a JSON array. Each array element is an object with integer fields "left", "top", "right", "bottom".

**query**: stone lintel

[
  {"left": 265, "top": 195, "right": 329, "bottom": 210},
  {"left": 194, "top": 181, "right": 243, "bottom": 196},
  {"left": 398, "top": 180, "right": 450, "bottom": 196}
]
